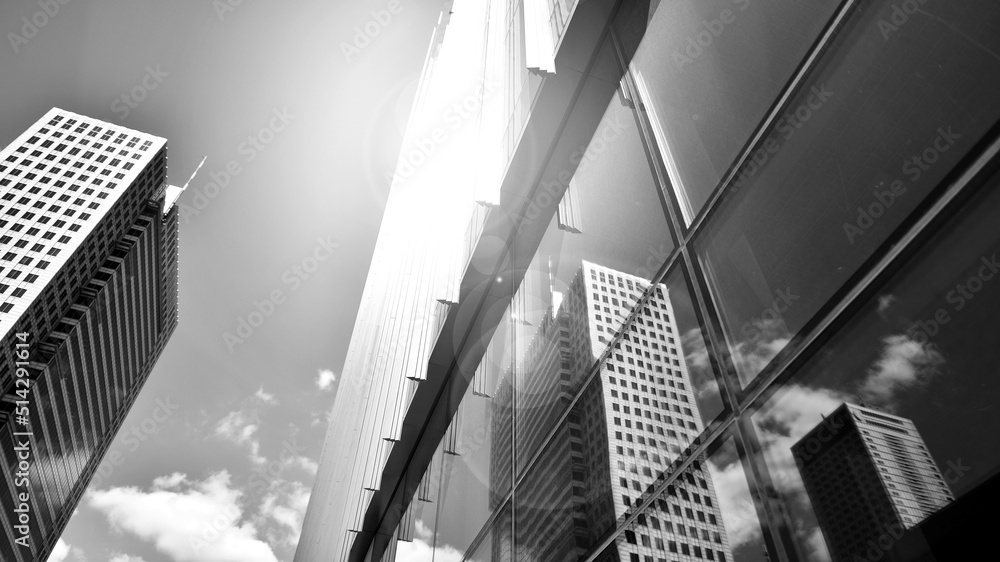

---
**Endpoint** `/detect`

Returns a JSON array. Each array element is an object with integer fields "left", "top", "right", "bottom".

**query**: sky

[{"left": 0, "top": 1, "right": 442, "bottom": 561}]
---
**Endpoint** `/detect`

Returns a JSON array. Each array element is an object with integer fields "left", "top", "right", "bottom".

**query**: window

[{"left": 695, "top": 0, "right": 1000, "bottom": 387}]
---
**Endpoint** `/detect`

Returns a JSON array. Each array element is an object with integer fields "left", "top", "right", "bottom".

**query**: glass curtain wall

[{"left": 385, "top": 0, "right": 1000, "bottom": 560}]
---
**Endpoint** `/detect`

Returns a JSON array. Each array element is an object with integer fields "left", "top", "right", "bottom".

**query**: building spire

[{"left": 163, "top": 155, "right": 207, "bottom": 213}]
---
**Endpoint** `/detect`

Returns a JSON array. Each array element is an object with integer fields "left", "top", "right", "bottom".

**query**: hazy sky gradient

[{"left": 0, "top": 1, "right": 440, "bottom": 560}]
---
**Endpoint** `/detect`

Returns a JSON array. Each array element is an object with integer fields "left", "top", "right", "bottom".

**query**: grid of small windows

[
  {"left": 0, "top": 108, "right": 168, "bottom": 392},
  {"left": 853, "top": 409, "right": 955, "bottom": 526},
  {"left": 582, "top": 263, "right": 731, "bottom": 562},
  {"left": 0, "top": 110, "right": 165, "bottom": 326}
]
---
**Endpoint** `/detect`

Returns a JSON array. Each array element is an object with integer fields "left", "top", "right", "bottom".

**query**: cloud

[
  {"left": 46, "top": 539, "right": 71, "bottom": 562},
  {"left": 254, "top": 387, "right": 277, "bottom": 405},
  {"left": 283, "top": 453, "right": 318, "bottom": 476},
  {"left": 858, "top": 334, "right": 944, "bottom": 409},
  {"left": 316, "top": 369, "right": 337, "bottom": 390},
  {"left": 87, "top": 471, "right": 279, "bottom": 562},
  {"left": 153, "top": 473, "right": 188, "bottom": 490},
  {"left": 259, "top": 481, "right": 311, "bottom": 547},
  {"left": 310, "top": 405, "right": 336, "bottom": 428},
  {"left": 109, "top": 555, "right": 148, "bottom": 562},
  {"left": 215, "top": 409, "right": 265, "bottom": 465}
]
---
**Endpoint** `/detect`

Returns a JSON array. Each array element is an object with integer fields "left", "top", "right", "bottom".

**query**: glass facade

[{"left": 301, "top": 0, "right": 1000, "bottom": 560}]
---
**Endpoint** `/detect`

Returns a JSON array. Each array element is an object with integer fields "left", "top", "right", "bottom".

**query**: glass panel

[
  {"left": 659, "top": 266, "right": 726, "bottom": 427},
  {"left": 695, "top": 0, "right": 1000, "bottom": 386},
  {"left": 512, "top": 263, "right": 725, "bottom": 558},
  {"left": 470, "top": 504, "right": 513, "bottom": 562},
  {"left": 600, "top": 436, "right": 767, "bottom": 561},
  {"left": 749, "top": 176, "right": 1000, "bottom": 561},
  {"left": 434, "top": 305, "right": 514, "bottom": 556},
  {"left": 513, "top": 91, "right": 675, "bottom": 477},
  {"left": 621, "top": 0, "right": 840, "bottom": 224},
  {"left": 515, "top": 375, "right": 617, "bottom": 561},
  {"left": 395, "top": 447, "right": 445, "bottom": 559}
]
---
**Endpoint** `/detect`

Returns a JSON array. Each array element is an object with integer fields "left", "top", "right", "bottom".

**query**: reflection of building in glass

[
  {"left": 509, "top": 260, "right": 732, "bottom": 562},
  {"left": 0, "top": 108, "right": 179, "bottom": 562},
  {"left": 791, "top": 403, "right": 954, "bottom": 562}
]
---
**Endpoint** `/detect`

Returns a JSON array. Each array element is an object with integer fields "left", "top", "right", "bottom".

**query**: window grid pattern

[
  {"left": 0, "top": 108, "right": 167, "bottom": 392},
  {"left": 0, "top": 109, "right": 179, "bottom": 562}
]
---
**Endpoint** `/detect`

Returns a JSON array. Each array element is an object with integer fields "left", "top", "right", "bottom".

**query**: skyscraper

[
  {"left": 791, "top": 403, "right": 954, "bottom": 562},
  {"left": 0, "top": 108, "right": 180, "bottom": 562},
  {"left": 512, "top": 260, "right": 732, "bottom": 562}
]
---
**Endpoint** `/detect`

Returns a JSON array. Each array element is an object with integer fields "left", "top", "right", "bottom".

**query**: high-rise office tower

[
  {"left": 0, "top": 108, "right": 180, "bottom": 562},
  {"left": 512, "top": 260, "right": 732, "bottom": 562},
  {"left": 791, "top": 403, "right": 954, "bottom": 562}
]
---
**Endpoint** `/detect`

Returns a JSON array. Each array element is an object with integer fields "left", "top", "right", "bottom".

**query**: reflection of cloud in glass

[
  {"left": 754, "top": 384, "right": 850, "bottom": 561},
  {"left": 395, "top": 539, "right": 464, "bottom": 562},
  {"left": 706, "top": 457, "right": 761, "bottom": 549},
  {"left": 395, "top": 520, "right": 466, "bottom": 562},
  {"left": 805, "top": 527, "right": 831, "bottom": 562},
  {"left": 730, "top": 317, "right": 791, "bottom": 379},
  {"left": 681, "top": 327, "right": 722, "bottom": 405},
  {"left": 858, "top": 334, "right": 944, "bottom": 409},
  {"left": 876, "top": 294, "right": 897, "bottom": 318},
  {"left": 682, "top": 327, "right": 710, "bottom": 371},
  {"left": 757, "top": 331, "right": 949, "bottom": 562}
]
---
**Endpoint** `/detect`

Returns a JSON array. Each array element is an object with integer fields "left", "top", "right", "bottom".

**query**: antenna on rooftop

[{"left": 163, "top": 156, "right": 207, "bottom": 213}]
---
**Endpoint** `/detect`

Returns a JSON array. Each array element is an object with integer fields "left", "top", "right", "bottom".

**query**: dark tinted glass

[
  {"left": 695, "top": 0, "right": 1000, "bottom": 386},
  {"left": 621, "top": 0, "right": 839, "bottom": 224},
  {"left": 750, "top": 176, "right": 1000, "bottom": 561}
]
